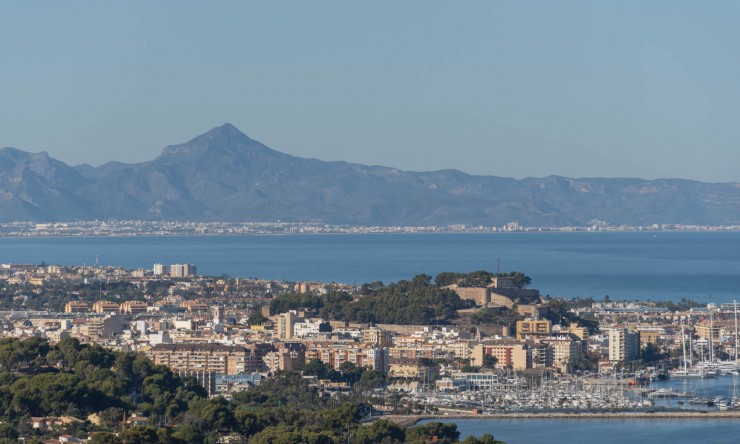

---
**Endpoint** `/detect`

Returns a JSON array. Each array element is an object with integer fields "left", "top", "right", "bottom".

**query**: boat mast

[
  {"left": 681, "top": 319, "right": 688, "bottom": 373},
  {"left": 709, "top": 307, "right": 714, "bottom": 364},
  {"left": 735, "top": 300, "right": 739, "bottom": 367},
  {"left": 688, "top": 319, "right": 694, "bottom": 371}
]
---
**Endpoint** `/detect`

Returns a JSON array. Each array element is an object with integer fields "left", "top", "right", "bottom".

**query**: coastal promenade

[{"left": 383, "top": 411, "right": 740, "bottom": 427}]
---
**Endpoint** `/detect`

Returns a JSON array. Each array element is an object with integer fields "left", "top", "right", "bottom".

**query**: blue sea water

[
  {"left": 425, "top": 417, "right": 740, "bottom": 444},
  {"left": 0, "top": 231, "right": 739, "bottom": 303},
  {"left": 425, "top": 375, "right": 740, "bottom": 443}
]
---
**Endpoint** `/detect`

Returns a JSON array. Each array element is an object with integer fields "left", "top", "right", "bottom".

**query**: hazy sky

[{"left": 2, "top": 1, "right": 739, "bottom": 182}]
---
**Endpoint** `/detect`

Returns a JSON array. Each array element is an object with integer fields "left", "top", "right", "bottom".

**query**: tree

[
  {"left": 641, "top": 343, "right": 666, "bottom": 365},
  {"left": 351, "top": 419, "right": 405, "bottom": 444},
  {"left": 461, "top": 434, "right": 506, "bottom": 444},
  {"left": 482, "top": 354, "right": 498, "bottom": 369},
  {"left": 303, "top": 358, "right": 332, "bottom": 380},
  {"left": 119, "top": 426, "right": 160, "bottom": 443},
  {"left": 355, "top": 370, "right": 386, "bottom": 391},
  {"left": 88, "top": 433, "right": 121, "bottom": 444},
  {"left": 0, "top": 423, "right": 18, "bottom": 440},
  {"left": 406, "top": 422, "right": 460, "bottom": 444},
  {"left": 501, "top": 272, "right": 531, "bottom": 289},
  {"left": 248, "top": 426, "right": 336, "bottom": 444},
  {"left": 249, "top": 312, "right": 268, "bottom": 325},
  {"left": 171, "top": 423, "right": 205, "bottom": 444}
]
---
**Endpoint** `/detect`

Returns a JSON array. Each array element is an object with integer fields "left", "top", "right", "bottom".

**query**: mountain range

[{"left": 1, "top": 123, "right": 739, "bottom": 226}]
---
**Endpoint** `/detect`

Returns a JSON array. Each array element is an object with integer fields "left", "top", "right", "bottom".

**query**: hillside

[{"left": 0, "top": 124, "right": 738, "bottom": 225}]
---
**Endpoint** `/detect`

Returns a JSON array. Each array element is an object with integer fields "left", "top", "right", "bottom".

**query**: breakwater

[{"left": 383, "top": 410, "right": 740, "bottom": 427}]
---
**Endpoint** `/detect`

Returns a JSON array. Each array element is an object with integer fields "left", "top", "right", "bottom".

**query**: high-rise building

[
  {"left": 608, "top": 328, "right": 639, "bottom": 362},
  {"left": 540, "top": 336, "right": 582, "bottom": 372},
  {"left": 153, "top": 263, "right": 168, "bottom": 276},
  {"left": 170, "top": 264, "right": 197, "bottom": 277},
  {"left": 276, "top": 311, "right": 300, "bottom": 339}
]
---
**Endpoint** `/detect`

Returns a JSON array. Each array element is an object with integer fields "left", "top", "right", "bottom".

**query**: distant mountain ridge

[{"left": 1, "top": 123, "right": 739, "bottom": 226}]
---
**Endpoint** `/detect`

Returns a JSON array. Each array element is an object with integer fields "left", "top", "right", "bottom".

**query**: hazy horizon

[
  {"left": 2, "top": 2, "right": 740, "bottom": 182},
  {"left": 3, "top": 122, "right": 739, "bottom": 184}
]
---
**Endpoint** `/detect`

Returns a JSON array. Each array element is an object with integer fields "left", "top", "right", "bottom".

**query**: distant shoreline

[{"left": 1, "top": 228, "right": 740, "bottom": 239}]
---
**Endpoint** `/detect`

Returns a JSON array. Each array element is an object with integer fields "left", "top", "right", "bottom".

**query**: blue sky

[{"left": 1, "top": 1, "right": 739, "bottom": 182}]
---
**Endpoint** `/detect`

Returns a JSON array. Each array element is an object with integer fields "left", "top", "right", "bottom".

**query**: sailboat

[
  {"left": 712, "top": 300, "right": 740, "bottom": 375},
  {"left": 694, "top": 307, "right": 720, "bottom": 377},
  {"left": 671, "top": 319, "right": 706, "bottom": 379}
]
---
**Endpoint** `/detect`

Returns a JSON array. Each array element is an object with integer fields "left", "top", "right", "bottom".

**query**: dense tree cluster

[
  {"left": 302, "top": 360, "right": 386, "bottom": 390},
  {"left": 467, "top": 307, "right": 523, "bottom": 326},
  {"left": 0, "top": 338, "right": 503, "bottom": 443},
  {"left": 0, "top": 337, "right": 208, "bottom": 442},
  {"left": 271, "top": 274, "right": 474, "bottom": 324},
  {"left": 544, "top": 298, "right": 599, "bottom": 334},
  {"left": 434, "top": 271, "right": 531, "bottom": 289},
  {"left": 0, "top": 279, "right": 176, "bottom": 312},
  {"left": 651, "top": 298, "right": 703, "bottom": 311}
]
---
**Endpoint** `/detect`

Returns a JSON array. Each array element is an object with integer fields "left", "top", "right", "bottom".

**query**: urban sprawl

[
  {"left": 2, "top": 220, "right": 740, "bottom": 237},
  {"left": 2, "top": 261, "right": 740, "bottom": 442}
]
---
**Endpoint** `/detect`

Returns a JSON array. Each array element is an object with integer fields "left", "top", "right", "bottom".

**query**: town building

[
  {"left": 471, "top": 342, "right": 529, "bottom": 370},
  {"left": 120, "top": 301, "right": 148, "bottom": 315},
  {"left": 92, "top": 301, "right": 120, "bottom": 314},
  {"left": 171, "top": 264, "right": 197, "bottom": 277},
  {"left": 64, "top": 301, "right": 89, "bottom": 313},
  {"left": 608, "top": 328, "right": 639, "bottom": 362},
  {"left": 516, "top": 319, "right": 552, "bottom": 339},
  {"left": 147, "top": 343, "right": 258, "bottom": 375}
]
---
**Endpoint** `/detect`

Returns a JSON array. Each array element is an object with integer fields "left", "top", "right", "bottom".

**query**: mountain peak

[
  {"left": 206, "top": 122, "right": 245, "bottom": 138},
  {"left": 159, "top": 123, "right": 264, "bottom": 158}
]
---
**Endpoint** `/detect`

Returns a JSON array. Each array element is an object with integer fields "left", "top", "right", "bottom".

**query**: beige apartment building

[
  {"left": 362, "top": 327, "right": 393, "bottom": 348},
  {"left": 694, "top": 324, "right": 722, "bottom": 345},
  {"left": 471, "top": 343, "right": 529, "bottom": 370},
  {"left": 388, "top": 360, "right": 425, "bottom": 378},
  {"left": 147, "top": 344, "right": 257, "bottom": 375},
  {"left": 93, "top": 301, "right": 120, "bottom": 314},
  {"left": 540, "top": 336, "right": 582, "bottom": 372},
  {"left": 120, "top": 301, "right": 148, "bottom": 314},
  {"left": 304, "top": 342, "right": 389, "bottom": 372},
  {"left": 516, "top": 319, "right": 551, "bottom": 339},
  {"left": 637, "top": 329, "right": 662, "bottom": 348},
  {"left": 64, "top": 301, "right": 89, "bottom": 313},
  {"left": 180, "top": 301, "right": 208, "bottom": 312}
]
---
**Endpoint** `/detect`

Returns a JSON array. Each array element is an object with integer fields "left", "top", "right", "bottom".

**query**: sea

[
  {"left": 422, "top": 416, "right": 740, "bottom": 444},
  {"left": 0, "top": 231, "right": 739, "bottom": 303}
]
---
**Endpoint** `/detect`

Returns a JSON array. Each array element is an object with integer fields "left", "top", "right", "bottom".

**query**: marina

[{"left": 398, "top": 372, "right": 740, "bottom": 414}]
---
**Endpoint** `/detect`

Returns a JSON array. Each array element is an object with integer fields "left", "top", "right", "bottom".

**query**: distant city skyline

[{"left": 2, "top": 1, "right": 740, "bottom": 182}]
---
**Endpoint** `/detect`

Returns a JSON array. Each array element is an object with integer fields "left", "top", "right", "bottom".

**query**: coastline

[
  {"left": 383, "top": 411, "right": 740, "bottom": 427},
  {"left": 1, "top": 226, "right": 738, "bottom": 239}
]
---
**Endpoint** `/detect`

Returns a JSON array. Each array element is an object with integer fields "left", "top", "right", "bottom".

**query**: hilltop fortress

[{"left": 446, "top": 276, "right": 545, "bottom": 316}]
